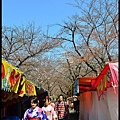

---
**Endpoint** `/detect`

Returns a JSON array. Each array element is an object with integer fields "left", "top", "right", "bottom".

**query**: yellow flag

[
  {"left": 11, "top": 73, "right": 21, "bottom": 93},
  {"left": 19, "top": 77, "right": 26, "bottom": 97},
  {"left": 19, "top": 82, "right": 26, "bottom": 97},
  {"left": 2, "top": 59, "right": 22, "bottom": 93},
  {"left": 25, "top": 80, "right": 36, "bottom": 96}
]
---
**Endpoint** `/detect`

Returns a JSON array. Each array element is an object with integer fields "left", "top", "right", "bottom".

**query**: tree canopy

[{"left": 2, "top": 0, "right": 118, "bottom": 96}]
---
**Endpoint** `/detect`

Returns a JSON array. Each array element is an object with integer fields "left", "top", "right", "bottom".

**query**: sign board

[{"left": 72, "top": 79, "right": 79, "bottom": 95}]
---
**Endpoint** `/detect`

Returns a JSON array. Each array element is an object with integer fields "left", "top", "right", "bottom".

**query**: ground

[{"left": 69, "top": 108, "right": 79, "bottom": 120}]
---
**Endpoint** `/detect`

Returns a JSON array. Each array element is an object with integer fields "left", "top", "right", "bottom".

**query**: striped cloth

[{"left": 55, "top": 101, "right": 66, "bottom": 119}]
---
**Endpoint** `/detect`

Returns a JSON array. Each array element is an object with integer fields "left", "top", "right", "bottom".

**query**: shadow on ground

[{"left": 69, "top": 112, "right": 79, "bottom": 120}]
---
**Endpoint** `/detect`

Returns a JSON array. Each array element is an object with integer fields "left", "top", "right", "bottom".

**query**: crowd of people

[{"left": 22, "top": 94, "right": 70, "bottom": 120}]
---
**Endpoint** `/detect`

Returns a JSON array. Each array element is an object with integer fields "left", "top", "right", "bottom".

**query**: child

[
  {"left": 22, "top": 96, "right": 48, "bottom": 120},
  {"left": 49, "top": 97, "right": 55, "bottom": 110},
  {"left": 42, "top": 98, "right": 57, "bottom": 120}
]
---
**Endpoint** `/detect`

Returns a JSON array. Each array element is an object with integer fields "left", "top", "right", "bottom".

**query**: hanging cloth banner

[
  {"left": 92, "top": 62, "right": 118, "bottom": 100},
  {"left": 19, "top": 77, "right": 26, "bottom": 97},
  {"left": 2, "top": 59, "right": 22, "bottom": 93},
  {"left": 2, "top": 90, "right": 19, "bottom": 102},
  {"left": 25, "top": 79, "right": 36, "bottom": 96},
  {"left": 19, "top": 77, "right": 36, "bottom": 97},
  {"left": 96, "top": 74, "right": 110, "bottom": 100}
]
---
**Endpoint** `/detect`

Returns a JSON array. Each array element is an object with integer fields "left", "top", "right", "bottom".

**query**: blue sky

[{"left": 2, "top": 0, "right": 78, "bottom": 33}]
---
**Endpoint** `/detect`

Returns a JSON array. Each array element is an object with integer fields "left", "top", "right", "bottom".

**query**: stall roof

[
  {"left": 78, "top": 62, "right": 118, "bottom": 100},
  {"left": 79, "top": 76, "right": 97, "bottom": 93},
  {"left": 91, "top": 62, "right": 118, "bottom": 89},
  {"left": 67, "top": 62, "right": 118, "bottom": 101},
  {"left": 91, "top": 62, "right": 118, "bottom": 100},
  {"left": 1, "top": 59, "right": 47, "bottom": 106}
]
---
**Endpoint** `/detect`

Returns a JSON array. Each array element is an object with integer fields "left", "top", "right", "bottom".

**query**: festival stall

[
  {"left": 21, "top": 86, "right": 48, "bottom": 118},
  {"left": 1, "top": 59, "right": 40, "bottom": 119},
  {"left": 77, "top": 62, "right": 118, "bottom": 120}
]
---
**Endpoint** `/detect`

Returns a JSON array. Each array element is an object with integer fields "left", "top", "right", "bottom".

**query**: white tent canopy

[
  {"left": 78, "top": 62, "right": 118, "bottom": 120},
  {"left": 79, "top": 87, "right": 118, "bottom": 120}
]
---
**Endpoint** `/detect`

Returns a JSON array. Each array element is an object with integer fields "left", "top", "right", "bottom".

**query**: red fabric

[
  {"left": 2, "top": 63, "right": 5, "bottom": 79},
  {"left": 79, "top": 86, "right": 91, "bottom": 91},
  {"left": 92, "top": 62, "right": 118, "bottom": 89},
  {"left": 79, "top": 82, "right": 91, "bottom": 86},
  {"left": 92, "top": 64, "right": 109, "bottom": 88},
  {"left": 79, "top": 77, "right": 97, "bottom": 92},
  {"left": 91, "top": 62, "right": 118, "bottom": 100},
  {"left": 29, "top": 118, "right": 40, "bottom": 120},
  {"left": 84, "top": 92, "right": 91, "bottom": 112}
]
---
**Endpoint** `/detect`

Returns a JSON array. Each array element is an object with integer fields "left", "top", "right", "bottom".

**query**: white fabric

[
  {"left": 79, "top": 92, "right": 92, "bottom": 120},
  {"left": 79, "top": 87, "right": 118, "bottom": 120},
  {"left": 106, "top": 87, "right": 118, "bottom": 120}
]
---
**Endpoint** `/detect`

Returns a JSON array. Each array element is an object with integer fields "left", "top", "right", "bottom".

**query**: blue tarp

[{"left": 1, "top": 116, "right": 20, "bottom": 120}]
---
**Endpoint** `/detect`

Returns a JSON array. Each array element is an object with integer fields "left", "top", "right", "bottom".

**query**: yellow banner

[
  {"left": 2, "top": 59, "right": 37, "bottom": 101},
  {"left": 2, "top": 59, "right": 22, "bottom": 93},
  {"left": 25, "top": 80, "right": 36, "bottom": 96},
  {"left": 97, "top": 74, "right": 110, "bottom": 100},
  {"left": 19, "top": 77, "right": 36, "bottom": 97},
  {"left": 19, "top": 77, "right": 26, "bottom": 97}
]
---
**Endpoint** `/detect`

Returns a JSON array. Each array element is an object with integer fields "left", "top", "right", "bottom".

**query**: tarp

[{"left": 1, "top": 115, "right": 20, "bottom": 120}]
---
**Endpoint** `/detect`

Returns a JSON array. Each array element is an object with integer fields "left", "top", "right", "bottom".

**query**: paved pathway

[
  {"left": 69, "top": 108, "right": 79, "bottom": 120},
  {"left": 69, "top": 112, "right": 79, "bottom": 120}
]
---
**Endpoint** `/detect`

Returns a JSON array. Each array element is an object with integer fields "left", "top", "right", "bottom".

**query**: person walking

[
  {"left": 42, "top": 98, "right": 57, "bottom": 120},
  {"left": 49, "top": 97, "right": 55, "bottom": 110},
  {"left": 55, "top": 94, "right": 69, "bottom": 120},
  {"left": 22, "top": 96, "right": 48, "bottom": 120}
]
